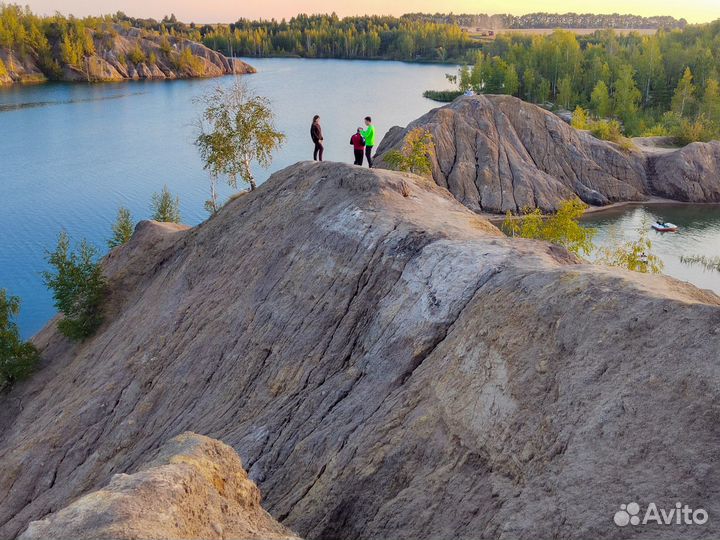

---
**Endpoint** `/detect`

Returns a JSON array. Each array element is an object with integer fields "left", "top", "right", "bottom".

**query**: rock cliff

[
  {"left": 18, "top": 432, "right": 298, "bottom": 540},
  {"left": 375, "top": 95, "right": 720, "bottom": 212},
  {"left": 1, "top": 162, "right": 719, "bottom": 540},
  {"left": 0, "top": 25, "right": 254, "bottom": 85}
]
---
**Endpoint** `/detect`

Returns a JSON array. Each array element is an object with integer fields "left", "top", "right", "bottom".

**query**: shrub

[
  {"left": 502, "top": 199, "right": 596, "bottom": 256},
  {"left": 0, "top": 290, "right": 40, "bottom": 389},
  {"left": 151, "top": 185, "right": 181, "bottom": 223},
  {"left": 42, "top": 232, "right": 106, "bottom": 341},
  {"left": 108, "top": 207, "right": 134, "bottom": 248},
  {"left": 149, "top": 51, "right": 157, "bottom": 65},
  {"left": 159, "top": 35, "right": 172, "bottom": 54},
  {"left": 383, "top": 128, "right": 435, "bottom": 177},
  {"left": 128, "top": 42, "right": 146, "bottom": 64},
  {"left": 571, "top": 106, "right": 589, "bottom": 130},
  {"left": 423, "top": 90, "right": 463, "bottom": 102},
  {"left": 0, "top": 58, "right": 7, "bottom": 78},
  {"left": 596, "top": 227, "right": 663, "bottom": 273},
  {"left": 173, "top": 46, "right": 204, "bottom": 74}
]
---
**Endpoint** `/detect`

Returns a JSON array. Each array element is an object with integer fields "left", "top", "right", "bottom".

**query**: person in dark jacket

[
  {"left": 311, "top": 115, "right": 324, "bottom": 161},
  {"left": 350, "top": 128, "right": 365, "bottom": 165}
]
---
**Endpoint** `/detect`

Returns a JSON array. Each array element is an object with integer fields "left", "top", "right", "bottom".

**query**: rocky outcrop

[
  {"left": 376, "top": 95, "right": 720, "bottom": 212},
  {"left": 649, "top": 140, "right": 720, "bottom": 202},
  {"left": 0, "top": 24, "right": 255, "bottom": 85},
  {"left": 0, "top": 49, "right": 47, "bottom": 84},
  {"left": 1, "top": 162, "right": 719, "bottom": 540},
  {"left": 18, "top": 432, "right": 298, "bottom": 540}
]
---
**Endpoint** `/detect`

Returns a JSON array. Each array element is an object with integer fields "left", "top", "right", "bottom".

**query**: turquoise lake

[{"left": 1, "top": 57, "right": 719, "bottom": 337}]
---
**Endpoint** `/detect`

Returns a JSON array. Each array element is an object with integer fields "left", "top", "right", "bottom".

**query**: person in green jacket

[{"left": 361, "top": 116, "right": 375, "bottom": 168}]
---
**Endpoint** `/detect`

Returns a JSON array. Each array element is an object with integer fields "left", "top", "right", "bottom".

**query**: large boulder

[
  {"left": 19, "top": 432, "right": 298, "bottom": 540},
  {"left": 376, "top": 95, "right": 720, "bottom": 212},
  {"left": 650, "top": 141, "right": 720, "bottom": 202},
  {"left": 1, "top": 163, "right": 718, "bottom": 540}
]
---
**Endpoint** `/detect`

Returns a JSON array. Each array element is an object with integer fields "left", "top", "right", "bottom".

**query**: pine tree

[
  {"left": 151, "top": 186, "right": 181, "bottom": 223},
  {"left": 108, "top": 207, "right": 135, "bottom": 248},
  {"left": 0, "top": 289, "right": 39, "bottom": 388}
]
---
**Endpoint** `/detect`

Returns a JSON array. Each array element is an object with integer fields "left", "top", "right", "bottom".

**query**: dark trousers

[
  {"left": 365, "top": 146, "right": 373, "bottom": 168},
  {"left": 354, "top": 149, "right": 364, "bottom": 165},
  {"left": 313, "top": 141, "right": 324, "bottom": 161}
]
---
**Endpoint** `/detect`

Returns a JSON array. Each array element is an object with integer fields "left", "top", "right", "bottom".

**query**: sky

[{"left": 23, "top": 0, "right": 719, "bottom": 24}]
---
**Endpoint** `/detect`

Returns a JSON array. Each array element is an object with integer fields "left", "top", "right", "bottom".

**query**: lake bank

[{"left": 0, "top": 57, "right": 457, "bottom": 337}]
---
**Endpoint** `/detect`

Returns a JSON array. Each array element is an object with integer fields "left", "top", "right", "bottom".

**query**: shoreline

[{"left": 484, "top": 197, "right": 720, "bottom": 223}]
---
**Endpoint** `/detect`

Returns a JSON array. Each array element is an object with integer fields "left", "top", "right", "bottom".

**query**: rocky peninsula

[
  {"left": 0, "top": 25, "right": 254, "bottom": 85},
  {"left": 376, "top": 95, "right": 720, "bottom": 213},
  {"left": 0, "top": 161, "right": 718, "bottom": 540}
]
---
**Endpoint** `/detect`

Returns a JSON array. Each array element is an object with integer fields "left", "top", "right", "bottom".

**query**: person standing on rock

[
  {"left": 311, "top": 115, "right": 324, "bottom": 162},
  {"left": 361, "top": 116, "right": 375, "bottom": 168},
  {"left": 350, "top": 128, "right": 366, "bottom": 166}
]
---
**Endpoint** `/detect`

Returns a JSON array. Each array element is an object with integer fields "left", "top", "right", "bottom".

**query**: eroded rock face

[
  {"left": 0, "top": 25, "right": 255, "bottom": 85},
  {"left": 650, "top": 141, "right": 720, "bottom": 202},
  {"left": 1, "top": 163, "right": 719, "bottom": 540},
  {"left": 375, "top": 95, "right": 720, "bottom": 212},
  {"left": 18, "top": 432, "right": 298, "bottom": 540}
]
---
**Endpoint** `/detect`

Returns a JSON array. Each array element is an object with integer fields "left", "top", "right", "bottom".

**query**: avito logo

[{"left": 614, "top": 502, "right": 708, "bottom": 527}]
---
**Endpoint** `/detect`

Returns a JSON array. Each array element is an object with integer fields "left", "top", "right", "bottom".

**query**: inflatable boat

[{"left": 652, "top": 221, "right": 678, "bottom": 232}]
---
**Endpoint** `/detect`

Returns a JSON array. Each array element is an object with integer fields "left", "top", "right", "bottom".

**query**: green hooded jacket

[{"left": 361, "top": 124, "right": 375, "bottom": 146}]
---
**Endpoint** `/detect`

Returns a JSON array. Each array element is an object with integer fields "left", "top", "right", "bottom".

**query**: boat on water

[{"left": 652, "top": 220, "right": 678, "bottom": 232}]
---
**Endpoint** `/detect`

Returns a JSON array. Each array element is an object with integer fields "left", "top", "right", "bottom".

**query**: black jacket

[{"left": 311, "top": 122, "right": 323, "bottom": 143}]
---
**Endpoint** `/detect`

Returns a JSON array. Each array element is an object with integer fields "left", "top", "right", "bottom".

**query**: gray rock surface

[
  {"left": 0, "top": 24, "right": 255, "bottom": 84},
  {"left": 18, "top": 432, "right": 298, "bottom": 540},
  {"left": 1, "top": 162, "right": 719, "bottom": 540},
  {"left": 650, "top": 141, "right": 720, "bottom": 202},
  {"left": 376, "top": 95, "right": 720, "bottom": 212}
]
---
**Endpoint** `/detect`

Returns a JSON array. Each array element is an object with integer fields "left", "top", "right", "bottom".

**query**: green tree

[
  {"left": 151, "top": 186, "right": 181, "bottom": 223},
  {"left": 613, "top": 66, "right": 642, "bottom": 134},
  {"left": 502, "top": 199, "right": 596, "bottom": 256},
  {"left": 128, "top": 42, "right": 146, "bottom": 64},
  {"left": 195, "top": 81, "right": 285, "bottom": 212},
  {"left": 596, "top": 226, "right": 663, "bottom": 273},
  {"left": 700, "top": 78, "right": 720, "bottom": 125},
  {"left": 0, "top": 290, "right": 40, "bottom": 389},
  {"left": 590, "top": 80, "right": 612, "bottom": 118},
  {"left": 504, "top": 64, "right": 520, "bottom": 96},
  {"left": 671, "top": 67, "right": 696, "bottom": 117},
  {"left": 108, "top": 207, "right": 134, "bottom": 248},
  {"left": 557, "top": 76, "right": 573, "bottom": 109},
  {"left": 42, "top": 232, "right": 106, "bottom": 341},
  {"left": 383, "top": 128, "right": 435, "bottom": 176}
]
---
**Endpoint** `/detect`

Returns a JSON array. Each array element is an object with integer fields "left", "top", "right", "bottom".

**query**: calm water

[
  {"left": 2, "top": 60, "right": 720, "bottom": 338},
  {"left": 1, "top": 58, "right": 457, "bottom": 336},
  {"left": 583, "top": 204, "right": 720, "bottom": 294}
]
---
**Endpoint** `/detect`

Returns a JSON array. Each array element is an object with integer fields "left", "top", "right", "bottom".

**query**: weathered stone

[
  {"left": 376, "top": 95, "right": 720, "bottom": 212},
  {"left": 0, "top": 24, "right": 254, "bottom": 85},
  {"left": 18, "top": 433, "right": 299, "bottom": 540},
  {"left": 1, "top": 163, "right": 718, "bottom": 540}
]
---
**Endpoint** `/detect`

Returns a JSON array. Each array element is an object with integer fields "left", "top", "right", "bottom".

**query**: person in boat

[
  {"left": 350, "top": 128, "right": 366, "bottom": 166},
  {"left": 311, "top": 115, "right": 324, "bottom": 162}
]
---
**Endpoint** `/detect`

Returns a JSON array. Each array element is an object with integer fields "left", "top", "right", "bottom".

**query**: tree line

[
  {"left": 437, "top": 23, "right": 720, "bottom": 142},
  {"left": 402, "top": 13, "right": 686, "bottom": 30},
  {"left": 202, "top": 14, "right": 472, "bottom": 61}
]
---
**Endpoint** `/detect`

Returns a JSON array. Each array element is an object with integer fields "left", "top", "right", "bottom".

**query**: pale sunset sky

[{"left": 23, "top": 0, "right": 718, "bottom": 24}]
